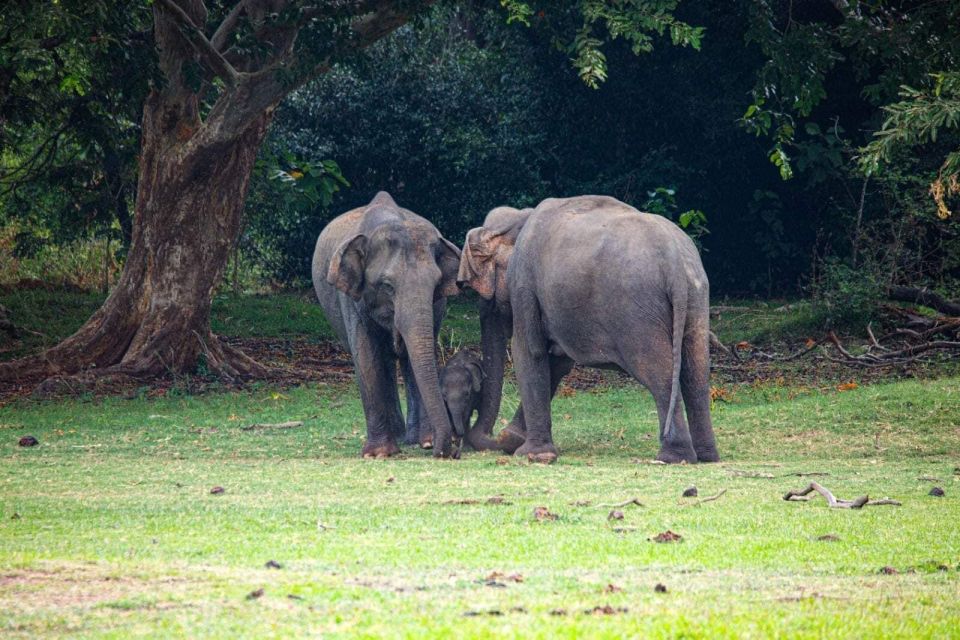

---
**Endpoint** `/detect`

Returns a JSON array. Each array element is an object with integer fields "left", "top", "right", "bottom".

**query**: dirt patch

[
  {"left": 0, "top": 566, "right": 197, "bottom": 611},
  {"left": 0, "top": 337, "right": 354, "bottom": 405}
]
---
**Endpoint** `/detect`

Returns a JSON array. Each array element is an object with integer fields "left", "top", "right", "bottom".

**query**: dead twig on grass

[
  {"left": 598, "top": 498, "right": 645, "bottom": 508},
  {"left": 728, "top": 469, "right": 775, "bottom": 479},
  {"left": 783, "top": 481, "right": 899, "bottom": 509},
  {"left": 781, "top": 471, "right": 831, "bottom": 478},
  {"left": 784, "top": 482, "right": 868, "bottom": 509},
  {"left": 241, "top": 421, "right": 303, "bottom": 431},
  {"left": 864, "top": 498, "right": 902, "bottom": 506},
  {"left": 690, "top": 489, "right": 727, "bottom": 506}
]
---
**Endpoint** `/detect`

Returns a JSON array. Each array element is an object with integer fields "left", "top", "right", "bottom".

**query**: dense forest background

[{"left": 3, "top": 0, "right": 959, "bottom": 307}]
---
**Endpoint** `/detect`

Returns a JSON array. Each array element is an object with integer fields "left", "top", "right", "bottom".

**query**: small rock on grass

[
  {"left": 929, "top": 487, "right": 945, "bottom": 497},
  {"left": 879, "top": 566, "right": 899, "bottom": 575},
  {"left": 246, "top": 588, "right": 265, "bottom": 600},
  {"left": 816, "top": 534, "right": 841, "bottom": 542},
  {"left": 607, "top": 510, "right": 624, "bottom": 521},
  {"left": 210, "top": 486, "right": 226, "bottom": 495},
  {"left": 18, "top": 436, "right": 39, "bottom": 447},
  {"left": 682, "top": 486, "right": 698, "bottom": 497},
  {"left": 264, "top": 560, "right": 282, "bottom": 569},
  {"left": 654, "top": 583, "right": 668, "bottom": 593}
]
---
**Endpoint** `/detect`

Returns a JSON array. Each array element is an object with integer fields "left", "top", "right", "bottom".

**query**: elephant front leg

[
  {"left": 400, "top": 357, "right": 433, "bottom": 448},
  {"left": 499, "top": 356, "right": 574, "bottom": 454},
  {"left": 351, "top": 331, "right": 404, "bottom": 458}
]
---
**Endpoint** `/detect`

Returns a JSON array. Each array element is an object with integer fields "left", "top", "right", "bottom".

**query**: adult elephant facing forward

[
  {"left": 313, "top": 192, "right": 461, "bottom": 458},
  {"left": 458, "top": 196, "right": 719, "bottom": 464}
]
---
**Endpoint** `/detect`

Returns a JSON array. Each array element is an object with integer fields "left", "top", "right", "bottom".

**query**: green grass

[
  {"left": 2, "top": 377, "right": 959, "bottom": 637},
  {"left": 711, "top": 299, "right": 825, "bottom": 344}
]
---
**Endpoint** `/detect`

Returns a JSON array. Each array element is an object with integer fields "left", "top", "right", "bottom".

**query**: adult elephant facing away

[
  {"left": 458, "top": 196, "right": 720, "bottom": 464},
  {"left": 313, "top": 192, "right": 462, "bottom": 458}
]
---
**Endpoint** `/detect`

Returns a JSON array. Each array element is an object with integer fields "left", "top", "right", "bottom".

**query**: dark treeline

[{"left": 246, "top": 1, "right": 959, "bottom": 299}]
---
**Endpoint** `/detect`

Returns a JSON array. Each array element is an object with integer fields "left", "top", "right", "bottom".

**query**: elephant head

[
  {"left": 456, "top": 206, "right": 533, "bottom": 450},
  {"left": 328, "top": 213, "right": 461, "bottom": 455},
  {"left": 440, "top": 350, "right": 484, "bottom": 439}
]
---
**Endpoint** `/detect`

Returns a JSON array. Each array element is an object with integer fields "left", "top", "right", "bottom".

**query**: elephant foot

[
  {"left": 362, "top": 439, "right": 401, "bottom": 459},
  {"left": 655, "top": 444, "right": 697, "bottom": 464},
  {"left": 694, "top": 446, "right": 720, "bottom": 463},
  {"left": 419, "top": 434, "right": 434, "bottom": 449},
  {"left": 465, "top": 427, "right": 501, "bottom": 451},
  {"left": 515, "top": 441, "right": 558, "bottom": 464},
  {"left": 496, "top": 426, "right": 526, "bottom": 455}
]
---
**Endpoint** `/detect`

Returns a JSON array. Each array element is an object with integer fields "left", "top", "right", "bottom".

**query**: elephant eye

[{"left": 378, "top": 281, "right": 395, "bottom": 295}]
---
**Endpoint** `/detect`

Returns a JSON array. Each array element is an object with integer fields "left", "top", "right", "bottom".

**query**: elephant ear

[
  {"left": 436, "top": 236, "right": 462, "bottom": 298},
  {"left": 457, "top": 227, "right": 497, "bottom": 300},
  {"left": 466, "top": 359, "right": 485, "bottom": 393},
  {"left": 327, "top": 234, "right": 367, "bottom": 300}
]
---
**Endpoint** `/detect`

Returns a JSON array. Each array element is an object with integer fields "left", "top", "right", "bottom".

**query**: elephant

[
  {"left": 312, "top": 191, "right": 462, "bottom": 458},
  {"left": 439, "top": 350, "right": 485, "bottom": 442},
  {"left": 457, "top": 195, "right": 720, "bottom": 464}
]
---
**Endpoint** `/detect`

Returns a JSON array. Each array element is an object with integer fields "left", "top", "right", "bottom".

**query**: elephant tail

[{"left": 664, "top": 276, "right": 688, "bottom": 442}]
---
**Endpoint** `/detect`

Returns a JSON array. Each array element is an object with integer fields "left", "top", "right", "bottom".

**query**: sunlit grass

[{"left": 1, "top": 376, "right": 958, "bottom": 637}]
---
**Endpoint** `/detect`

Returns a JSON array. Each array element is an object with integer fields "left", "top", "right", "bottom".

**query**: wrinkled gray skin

[
  {"left": 312, "top": 192, "right": 462, "bottom": 458},
  {"left": 439, "top": 350, "right": 484, "bottom": 442},
  {"left": 458, "top": 195, "right": 720, "bottom": 464}
]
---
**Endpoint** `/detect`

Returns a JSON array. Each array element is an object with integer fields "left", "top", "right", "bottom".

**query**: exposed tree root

[{"left": 6, "top": 326, "right": 281, "bottom": 399}]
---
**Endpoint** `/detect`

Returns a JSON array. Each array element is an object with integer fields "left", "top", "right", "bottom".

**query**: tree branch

[
  {"left": 211, "top": 0, "right": 248, "bottom": 52},
  {"left": 155, "top": 0, "right": 240, "bottom": 87}
]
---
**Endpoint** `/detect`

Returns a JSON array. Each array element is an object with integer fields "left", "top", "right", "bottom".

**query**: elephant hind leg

[
  {"left": 622, "top": 338, "right": 697, "bottom": 464},
  {"left": 681, "top": 324, "right": 719, "bottom": 462}
]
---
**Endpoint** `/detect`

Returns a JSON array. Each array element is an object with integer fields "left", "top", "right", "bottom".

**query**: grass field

[{"left": 2, "top": 372, "right": 959, "bottom": 637}]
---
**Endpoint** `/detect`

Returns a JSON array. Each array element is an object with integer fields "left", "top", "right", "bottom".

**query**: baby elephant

[{"left": 439, "top": 351, "right": 485, "bottom": 448}]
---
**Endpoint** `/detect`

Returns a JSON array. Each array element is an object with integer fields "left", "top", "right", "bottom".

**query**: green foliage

[
  {"left": 501, "top": 1, "right": 703, "bottom": 89},
  {"left": 861, "top": 72, "right": 960, "bottom": 218},
  {"left": 811, "top": 258, "right": 885, "bottom": 328},
  {"left": 0, "top": 225, "right": 121, "bottom": 291},
  {"left": 0, "top": 1, "right": 152, "bottom": 252},
  {"left": 643, "top": 187, "right": 709, "bottom": 246}
]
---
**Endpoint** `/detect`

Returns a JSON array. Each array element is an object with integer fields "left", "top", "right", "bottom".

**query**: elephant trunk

[
  {"left": 397, "top": 302, "right": 455, "bottom": 457},
  {"left": 467, "top": 299, "right": 508, "bottom": 451}
]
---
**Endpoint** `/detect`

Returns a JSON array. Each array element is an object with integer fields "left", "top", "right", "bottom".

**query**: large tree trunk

[{"left": 0, "top": 90, "right": 273, "bottom": 387}]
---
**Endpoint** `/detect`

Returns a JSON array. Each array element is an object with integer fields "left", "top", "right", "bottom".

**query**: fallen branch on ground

[
  {"left": 784, "top": 482, "right": 867, "bottom": 509},
  {"left": 598, "top": 498, "right": 645, "bottom": 508},
  {"left": 691, "top": 489, "right": 727, "bottom": 506},
  {"left": 241, "top": 421, "right": 304, "bottom": 431},
  {"left": 887, "top": 286, "right": 960, "bottom": 316},
  {"left": 783, "top": 481, "right": 899, "bottom": 508},
  {"left": 728, "top": 469, "right": 775, "bottom": 479}
]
